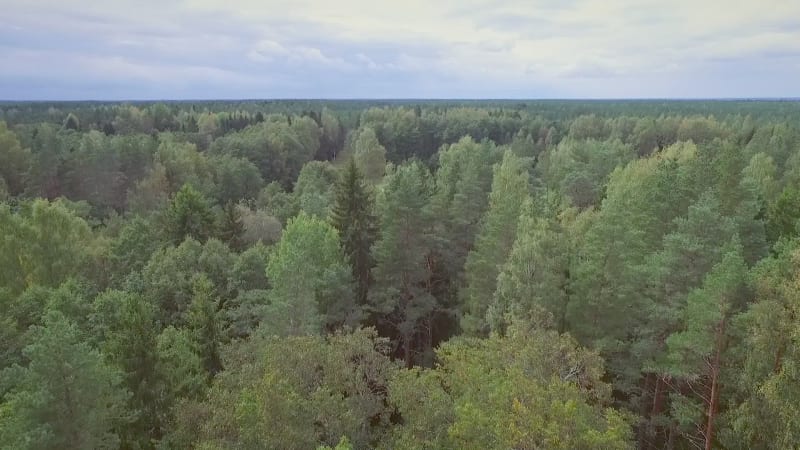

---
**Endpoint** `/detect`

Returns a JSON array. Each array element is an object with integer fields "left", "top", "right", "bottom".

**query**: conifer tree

[
  {"left": 0, "top": 311, "right": 129, "bottom": 450},
  {"left": 461, "top": 150, "right": 530, "bottom": 336},
  {"left": 370, "top": 161, "right": 437, "bottom": 366},
  {"left": 330, "top": 158, "right": 378, "bottom": 305},
  {"left": 187, "top": 275, "right": 223, "bottom": 377}
]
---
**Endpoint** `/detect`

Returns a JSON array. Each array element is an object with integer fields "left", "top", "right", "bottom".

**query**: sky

[{"left": 1, "top": 0, "right": 799, "bottom": 100}]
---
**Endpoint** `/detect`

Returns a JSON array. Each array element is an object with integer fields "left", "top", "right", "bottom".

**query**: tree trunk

[
  {"left": 403, "top": 329, "right": 413, "bottom": 368},
  {"left": 704, "top": 320, "right": 725, "bottom": 450},
  {"left": 637, "top": 373, "right": 655, "bottom": 450}
]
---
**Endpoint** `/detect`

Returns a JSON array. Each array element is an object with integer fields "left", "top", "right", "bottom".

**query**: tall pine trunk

[{"left": 704, "top": 319, "right": 725, "bottom": 450}]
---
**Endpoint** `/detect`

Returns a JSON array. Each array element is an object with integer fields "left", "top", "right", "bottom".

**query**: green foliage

[
  {"left": 92, "top": 290, "right": 170, "bottom": 447},
  {"left": 489, "top": 200, "right": 573, "bottom": 333},
  {"left": 187, "top": 275, "right": 224, "bottom": 376},
  {"left": 330, "top": 159, "right": 377, "bottom": 305},
  {"left": 0, "top": 199, "right": 92, "bottom": 295},
  {"left": 0, "top": 311, "right": 129, "bottom": 450},
  {"left": 370, "top": 161, "right": 438, "bottom": 365},
  {"left": 164, "top": 184, "right": 216, "bottom": 245},
  {"left": 387, "top": 319, "right": 633, "bottom": 450},
  {"left": 664, "top": 245, "right": 748, "bottom": 447},
  {"left": 217, "top": 201, "right": 245, "bottom": 251},
  {"left": 135, "top": 237, "right": 235, "bottom": 326},
  {"left": 767, "top": 185, "right": 800, "bottom": 243},
  {"left": 107, "top": 215, "right": 166, "bottom": 286},
  {"left": 209, "top": 154, "right": 264, "bottom": 205},
  {"left": 461, "top": 150, "right": 530, "bottom": 336},
  {"left": 4, "top": 101, "right": 800, "bottom": 449},
  {"left": 264, "top": 213, "right": 356, "bottom": 336},
  {"left": 430, "top": 136, "right": 498, "bottom": 284},
  {"left": 294, "top": 160, "right": 339, "bottom": 218},
  {"left": 0, "top": 121, "right": 31, "bottom": 196},
  {"left": 721, "top": 243, "right": 800, "bottom": 449},
  {"left": 180, "top": 328, "right": 397, "bottom": 449},
  {"left": 256, "top": 181, "right": 299, "bottom": 224},
  {"left": 353, "top": 127, "right": 387, "bottom": 183},
  {"left": 540, "top": 138, "right": 634, "bottom": 208}
]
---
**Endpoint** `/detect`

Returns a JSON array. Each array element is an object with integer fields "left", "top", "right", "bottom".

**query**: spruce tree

[
  {"left": 187, "top": 275, "right": 223, "bottom": 377},
  {"left": 330, "top": 158, "right": 378, "bottom": 305}
]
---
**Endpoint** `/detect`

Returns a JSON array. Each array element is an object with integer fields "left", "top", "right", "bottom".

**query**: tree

[
  {"left": 489, "top": 200, "right": 573, "bottom": 334},
  {"left": 210, "top": 154, "right": 264, "bottom": 205},
  {"left": 179, "top": 328, "right": 397, "bottom": 449},
  {"left": 294, "top": 161, "right": 338, "bottom": 218},
  {"left": 461, "top": 150, "right": 530, "bottom": 336},
  {"left": 767, "top": 185, "right": 800, "bottom": 244},
  {"left": 92, "top": 290, "right": 170, "bottom": 448},
  {"left": 566, "top": 143, "right": 700, "bottom": 441},
  {"left": 217, "top": 201, "right": 245, "bottom": 251},
  {"left": 264, "top": 213, "right": 356, "bottom": 336},
  {"left": 721, "top": 241, "right": 800, "bottom": 449},
  {"left": 197, "top": 112, "right": 220, "bottom": 139},
  {"left": 320, "top": 107, "right": 342, "bottom": 160},
  {"left": 107, "top": 215, "right": 166, "bottom": 286},
  {"left": 257, "top": 181, "right": 299, "bottom": 225},
  {"left": 0, "top": 311, "right": 129, "bottom": 450},
  {"left": 237, "top": 204, "right": 283, "bottom": 246},
  {"left": 135, "top": 238, "right": 235, "bottom": 326},
  {"left": 430, "top": 136, "right": 498, "bottom": 286},
  {"left": 666, "top": 244, "right": 748, "bottom": 450},
  {"left": 330, "top": 158, "right": 378, "bottom": 305},
  {"left": 164, "top": 184, "right": 216, "bottom": 245},
  {"left": 540, "top": 138, "right": 634, "bottom": 208},
  {"left": 63, "top": 112, "right": 80, "bottom": 131},
  {"left": 387, "top": 318, "right": 633, "bottom": 449},
  {"left": 353, "top": 127, "right": 388, "bottom": 183},
  {"left": 0, "top": 199, "right": 92, "bottom": 295},
  {"left": 187, "top": 275, "right": 224, "bottom": 377},
  {"left": 0, "top": 121, "right": 31, "bottom": 196},
  {"left": 370, "top": 161, "right": 438, "bottom": 366}
]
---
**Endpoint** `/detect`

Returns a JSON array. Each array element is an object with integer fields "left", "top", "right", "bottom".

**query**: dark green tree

[
  {"left": 164, "top": 184, "right": 216, "bottom": 245},
  {"left": 370, "top": 161, "right": 437, "bottom": 366},
  {"left": 0, "top": 311, "right": 130, "bottom": 450},
  {"left": 218, "top": 201, "right": 245, "bottom": 251},
  {"left": 330, "top": 158, "right": 377, "bottom": 305},
  {"left": 92, "top": 290, "right": 169, "bottom": 448},
  {"left": 187, "top": 275, "right": 224, "bottom": 377}
]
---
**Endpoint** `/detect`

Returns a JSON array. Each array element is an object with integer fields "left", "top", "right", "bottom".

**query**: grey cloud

[{"left": 1, "top": 0, "right": 799, "bottom": 99}]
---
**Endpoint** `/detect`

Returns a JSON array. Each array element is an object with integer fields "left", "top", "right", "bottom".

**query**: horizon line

[{"left": 2, "top": 97, "right": 800, "bottom": 103}]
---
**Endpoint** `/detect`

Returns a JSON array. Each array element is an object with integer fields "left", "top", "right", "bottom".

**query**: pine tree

[
  {"left": 370, "top": 161, "right": 437, "bottom": 366},
  {"left": 461, "top": 150, "right": 531, "bottom": 336},
  {"left": 430, "top": 136, "right": 497, "bottom": 285},
  {"left": 489, "top": 200, "right": 572, "bottom": 334},
  {"left": 0, "top": 311, "right": 129, "bottom": 450},
  {"left": 666, "top": 244, "right": 748, "bottom": 450}
]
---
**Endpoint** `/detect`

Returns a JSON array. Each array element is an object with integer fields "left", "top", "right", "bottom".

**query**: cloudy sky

[{"left": 1, "top": 0, "right": 799, "bottom": 99}]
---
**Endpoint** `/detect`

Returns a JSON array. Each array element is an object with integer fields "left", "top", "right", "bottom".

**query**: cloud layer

[{"left": 1, "top": 0, "right": 799, "bottom": 99}]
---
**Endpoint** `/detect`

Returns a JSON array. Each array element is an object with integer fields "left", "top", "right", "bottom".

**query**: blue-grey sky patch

[{"left": 0, "top": 0, "right": 798, "bottom": 99}]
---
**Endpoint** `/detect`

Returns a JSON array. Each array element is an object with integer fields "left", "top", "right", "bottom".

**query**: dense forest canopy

[{"left": 2, "top": 99, "right": 800, "bottom": 449}]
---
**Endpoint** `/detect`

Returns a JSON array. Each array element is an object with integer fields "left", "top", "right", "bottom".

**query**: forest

[{"left": 1, "top": 99, "right": 800, "bottom": 449}]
